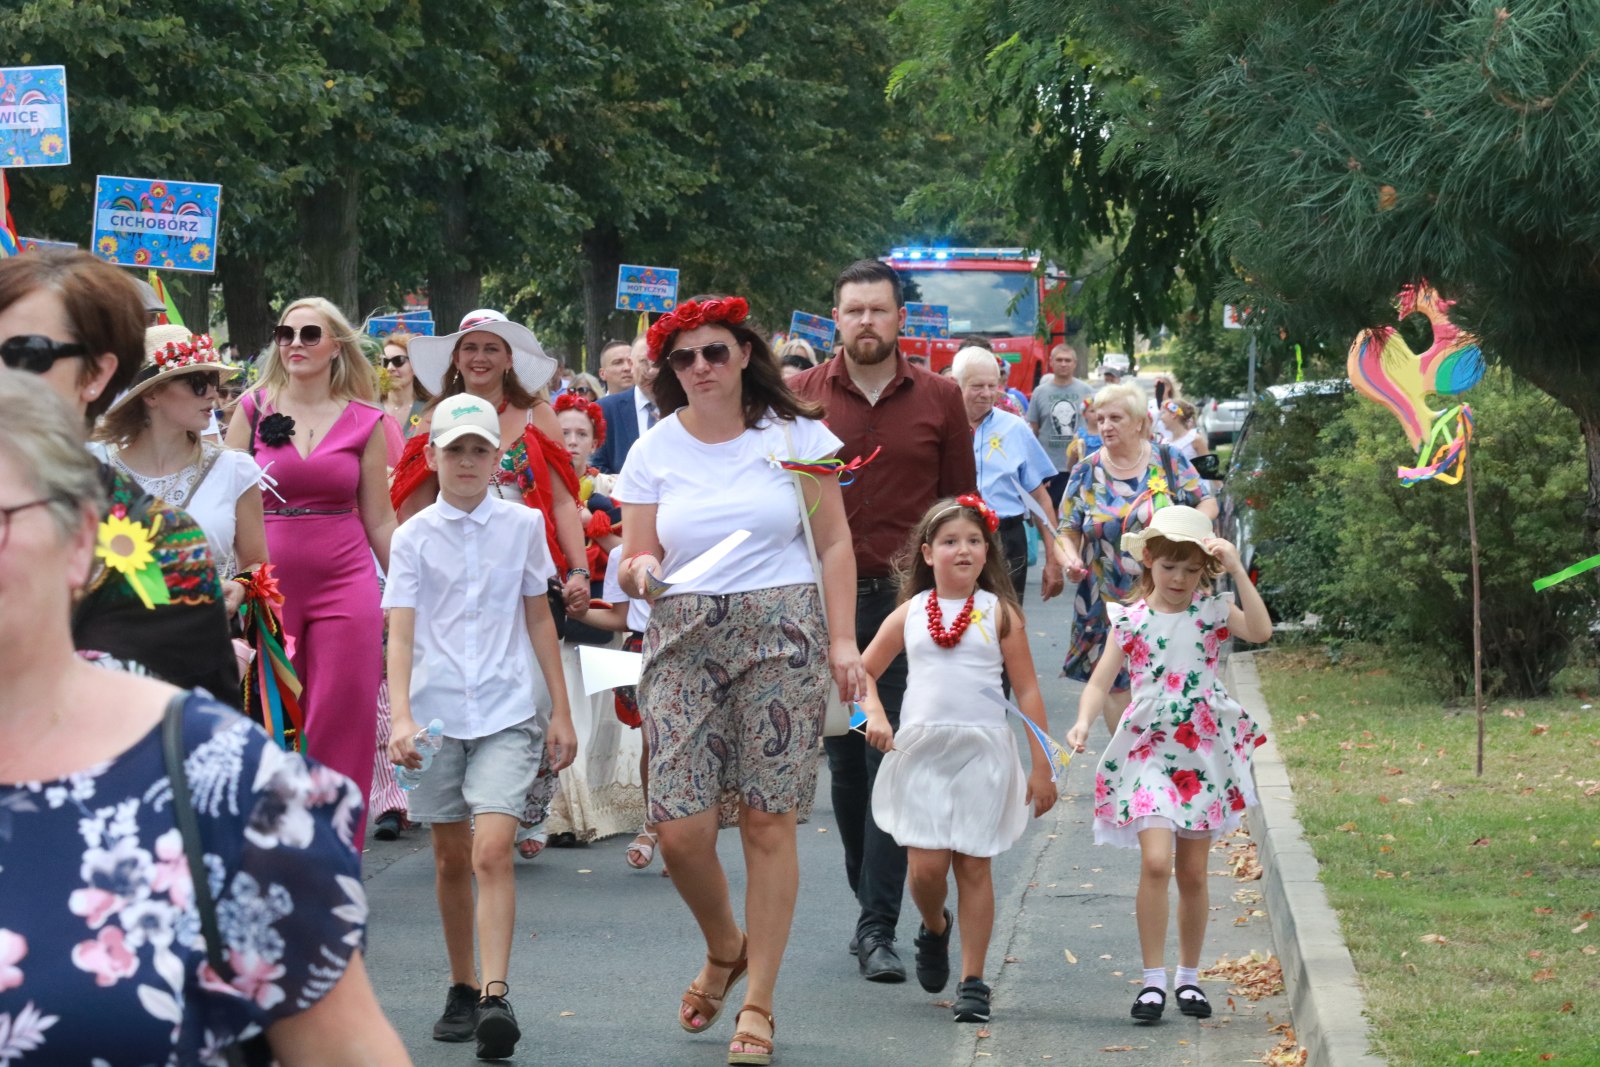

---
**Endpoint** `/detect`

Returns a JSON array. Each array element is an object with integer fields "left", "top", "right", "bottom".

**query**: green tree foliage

[{"left": 1246, "top": 371, "right": 1591, "bottom": 697}]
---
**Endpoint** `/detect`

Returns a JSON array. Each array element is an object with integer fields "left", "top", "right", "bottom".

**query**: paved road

[{"left": 362, "top": 586, "right": 1291, "bottom": 1066}]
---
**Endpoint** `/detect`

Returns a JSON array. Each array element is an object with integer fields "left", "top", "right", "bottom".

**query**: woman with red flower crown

[
  {"left": 615, "top": 294, "right": 865, "bottom": 1066},
  {"left": 1064, "top": 505, "right": 1272, "bottom": 1026}
]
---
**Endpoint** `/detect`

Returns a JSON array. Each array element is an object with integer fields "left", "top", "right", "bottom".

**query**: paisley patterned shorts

[{"left": 639, "top": 585, "right": 827, "bottom": 824}]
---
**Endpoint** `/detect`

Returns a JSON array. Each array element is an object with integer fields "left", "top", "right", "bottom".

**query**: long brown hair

[
  {"left": 1123, "top": 535, "right": 1224, "bottom": 604},
  {"left": 650, "top": 295, "right": 822, "bottom": 428},
  {"left": 896, "top": 497, "right": 1018, "bottom": 639},
  {"left": 422, "top": 332, "right": 542, "bottom": 415}
]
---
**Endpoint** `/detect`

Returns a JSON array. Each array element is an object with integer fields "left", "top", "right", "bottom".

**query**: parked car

[
  {"left": 1200, "top": 396, "right": 1251, "bottom": 444},
  {"left": 1217, "top": 379, "right": 1352, "bottom": 616}
]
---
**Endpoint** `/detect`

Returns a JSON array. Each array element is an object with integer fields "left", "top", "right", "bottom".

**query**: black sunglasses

[
  {"left": 381, "top": 355, "right": 408, "bottom": 369},
  {"left": 181, "top": 371, "right": 223, "bottom": 396},
  {"left": 0, "top": 335, "right": 89, "bottom": 374},
  {"left": 273, "top": 324, "right": 324, "bottom": 347},
  {"left": 666, "top": 342, "right": 733, "bottom": 374}
]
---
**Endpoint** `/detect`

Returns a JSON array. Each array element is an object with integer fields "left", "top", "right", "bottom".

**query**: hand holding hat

[{"left": 1119, "top": 504, "right": 1222, "bottom": 560}]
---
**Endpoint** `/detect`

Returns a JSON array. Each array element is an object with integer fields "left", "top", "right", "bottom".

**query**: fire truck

[{"left": 882, "top": 247, "right": 1068, "bottom": 397}]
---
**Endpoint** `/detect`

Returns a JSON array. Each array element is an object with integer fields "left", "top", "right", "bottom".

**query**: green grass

[{"left": 1256, "top": 644, "right": 1600, "bottom": 1065}]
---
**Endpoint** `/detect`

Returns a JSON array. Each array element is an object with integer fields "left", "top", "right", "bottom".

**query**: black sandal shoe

[
  {"left": 913, "top": 908, "right": 952, "bottom": 993},
  {"left": 1175, "top": 983, "right": 1212, "bottom": 1018},
  {"left": 952, "top": 976, "right": 991, "bottom": 1023},
  {"left": 1130, "top": 986, "right": 1166, "bottom": 1022}
]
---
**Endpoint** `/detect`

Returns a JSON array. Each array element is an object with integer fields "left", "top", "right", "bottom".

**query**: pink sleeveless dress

[{"left": 244, "top": 392, "right": 384, "bottom": 843}]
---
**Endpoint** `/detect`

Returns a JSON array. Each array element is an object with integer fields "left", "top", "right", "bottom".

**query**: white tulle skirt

[{"left": 871, "top": 723, "right": 1030, "bottom": 858}]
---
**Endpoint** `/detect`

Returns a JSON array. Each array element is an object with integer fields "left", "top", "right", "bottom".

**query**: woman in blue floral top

[
  {"left": 0, "top": 375, "right": 409, "bottom": 1065},
  {"left": 1058, "top": 383, "right": 1215, "bottom": 736}
]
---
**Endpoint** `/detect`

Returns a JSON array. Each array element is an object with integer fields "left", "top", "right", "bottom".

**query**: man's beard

[{"left": 844, "top": 332, "right": 895, "bottom": 366}]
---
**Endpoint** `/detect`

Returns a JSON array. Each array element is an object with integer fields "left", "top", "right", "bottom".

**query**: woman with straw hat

[{"left": 95, "top": 326, "right": 267, "bottom": 615}]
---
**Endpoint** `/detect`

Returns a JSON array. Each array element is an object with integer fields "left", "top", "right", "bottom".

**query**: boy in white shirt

[{"left": 385, "top": 394, "right": 577, "bottom": 1060}]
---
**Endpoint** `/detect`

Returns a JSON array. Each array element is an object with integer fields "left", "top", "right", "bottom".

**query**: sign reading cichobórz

[
  {"left": 902, "top": 302, "right": 951, "bottom": 340},
  {"left": 0, "top": 65, "right": 71, "bottom": 167},
  {"left": 91, "top": 176, "right": 223, "bottom": 274},
  {"left": 615, "top": 264, "right": 680, "bottom": 314}
]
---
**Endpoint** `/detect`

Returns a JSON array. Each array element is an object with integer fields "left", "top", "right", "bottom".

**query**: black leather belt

[
  {"left": 264, "top": 507, "right": 355, "bottom": 517},
  {"left": 857, "top": 576, "right": 899, "bottom": 594}
]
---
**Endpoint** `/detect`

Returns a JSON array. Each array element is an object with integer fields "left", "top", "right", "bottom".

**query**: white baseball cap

[{"left": 429, "top": 394, "right": 501, "bottom": 448}]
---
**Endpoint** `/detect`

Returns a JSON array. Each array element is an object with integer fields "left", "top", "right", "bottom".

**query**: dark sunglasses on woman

[
  {"left": 181, "top": 371, "right": 223, "bottom": 396},
  {"left": 381, "top": 355, "right": 408, "bottom": 369},
  {"left": 273, "top": 324, "right": 323, "bottom": 347},
  {"left": 0, "top": 335, "right": 89, "bottom": 374},
  {"left": 665, "top": 341, "right": 733, "bottom": 374}
]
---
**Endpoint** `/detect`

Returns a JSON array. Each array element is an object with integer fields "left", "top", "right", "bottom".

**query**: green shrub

[{"left": 1247, "top": 368, "right": 1594, "bottom": 697}]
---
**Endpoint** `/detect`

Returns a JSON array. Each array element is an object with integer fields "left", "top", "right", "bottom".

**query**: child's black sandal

[
  {"left": 1174, "top": 983, "right": 1212, "bottom": 1018},
  {"left": 1130, "top": 986, "right": 1166, "bottom": 1022}
]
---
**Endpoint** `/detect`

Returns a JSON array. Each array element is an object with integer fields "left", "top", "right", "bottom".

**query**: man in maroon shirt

[{"left": 791, "top": 259, "right": 977, "bottom": 984}]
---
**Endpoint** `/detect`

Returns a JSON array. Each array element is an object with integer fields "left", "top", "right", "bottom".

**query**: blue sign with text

[
  {"left": 787, "top": 311, "right": 837, "bottom": 354},
  {"left": 0, "top": 66, "right": 70, "bottom": 168},
  {"left": 92, "top": 175, "right": 223, "bottom": 274}
]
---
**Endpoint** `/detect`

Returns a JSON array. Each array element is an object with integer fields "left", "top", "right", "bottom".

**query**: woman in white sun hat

[
  {"left": 94, "top": 325, "right": 268, "bottom": 615},
  {"left": 391, "top": 309, "right": 590, "bottom": 858}
]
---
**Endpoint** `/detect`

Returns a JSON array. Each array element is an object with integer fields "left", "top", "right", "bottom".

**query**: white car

[{"left": 1201, "top": 396, "right": 1251, "bottom": 444}]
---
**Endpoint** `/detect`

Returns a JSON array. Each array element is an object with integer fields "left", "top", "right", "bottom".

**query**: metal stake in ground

[{"left": 1464, "top": 438, "right": 1485, "bottom": 776}]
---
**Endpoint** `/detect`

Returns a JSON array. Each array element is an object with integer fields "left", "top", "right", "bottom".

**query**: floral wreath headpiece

[
  {"left": 646, "top": 297, "right": 750, "bottom": 362},
  {"left": 152, "top": 333, "right": 218, "bottom": 371},
  {"left": 934, "top": 493, "right": 999, "bottom": 535},
  {"left": 553, "top": 391, "right": 607, "bottom": 448}
]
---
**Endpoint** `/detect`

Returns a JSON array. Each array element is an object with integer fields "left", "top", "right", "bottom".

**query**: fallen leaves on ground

[
  {"left": 1063, "top": 948, "right": 1078, "bottom": 964},
  {"left": 1260, "top": 1022, "right": 1309, "bottom": 1067},
  {"left": 976, "top": 1028, "right": 991, "bottom": 1039},
  {"left": 1419, "top": 933, "right": 1450, "bottom": 945},
  {"left": 1226, "top": 841, "right": 1263, "bottom": 880},
  {"left": 1200, "top": 950, "right": 1284, "bottom": 1000},
  {"left": 1531, "top": 967, "right": 1557, "bottom": 982}
]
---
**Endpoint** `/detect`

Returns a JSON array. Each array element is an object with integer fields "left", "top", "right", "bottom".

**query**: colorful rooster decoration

[{"left": 1346, "top": 281, "right": 1485, "bottom": 486}]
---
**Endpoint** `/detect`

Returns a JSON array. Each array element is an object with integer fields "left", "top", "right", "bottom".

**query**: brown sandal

[
  {"left": 679, "top": 933, "right": 748, "bottom": 1034},
  {"left": 727, "top": 1006, "right": 775, "bottom": 1066}
]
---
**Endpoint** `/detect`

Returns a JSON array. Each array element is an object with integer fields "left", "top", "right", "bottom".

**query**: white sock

[
  {"left": 1141, "top": 967, "right": 1167, "bottom": 999},
  {"left": 1175, "top": 966, "right": 1200, "bottom": 991}
]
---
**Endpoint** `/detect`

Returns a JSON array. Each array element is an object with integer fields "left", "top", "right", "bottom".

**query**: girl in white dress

[{"left": 859, "top": 494, "right": 1057, "bottom": 1025}]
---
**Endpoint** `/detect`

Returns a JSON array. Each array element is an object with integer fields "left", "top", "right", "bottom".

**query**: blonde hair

[
  {"left": 1093, "top": 382, "right": 1149, "bottom": 429},
  {"left": 254, "top": 297, "right": 378, "bottom": 406}
]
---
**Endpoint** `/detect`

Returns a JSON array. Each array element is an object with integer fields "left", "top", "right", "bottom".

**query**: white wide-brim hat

[
  {"left": 105, "top": 325, "right": 243, "bottom": 416},
  {"left": 1119, "top": 504, "right": 1217, "bottom": 559},
  {"left": 407, "top": 309, "right": 557, "bottom": 397}
]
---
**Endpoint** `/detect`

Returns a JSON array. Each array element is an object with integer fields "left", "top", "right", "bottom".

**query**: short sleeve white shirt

[
  {"left": 382, "top": 495, "right": 557, "bottom": 738},
  {"left": 602, "top": 544, "right": 652, "bottom": 632},
  {"left": 613, "top": 412, "right": 841, "bottom": 597}
]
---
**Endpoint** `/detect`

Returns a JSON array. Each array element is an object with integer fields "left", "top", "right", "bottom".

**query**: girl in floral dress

[{"left": 1065, "top": 506, "right": 1272, "bottom": 1025}]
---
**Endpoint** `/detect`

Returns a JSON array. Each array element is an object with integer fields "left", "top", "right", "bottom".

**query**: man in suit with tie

[{"left": 593, "top": 335, "right": 658, "bottom": 474}]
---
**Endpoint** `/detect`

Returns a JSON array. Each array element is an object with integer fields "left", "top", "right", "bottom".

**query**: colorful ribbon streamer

[
  {"left": 236, "top": 564, "right": 306, "bottom": 752},
  {"left": 1532, "top": 553, "right": 1600, "bottom": 593},
  {"left": 1398, "top": 404, "right": 1473, "bottom": 487},
  {"left": 769, "top": 446, "right": 882, "bottom": 514}
]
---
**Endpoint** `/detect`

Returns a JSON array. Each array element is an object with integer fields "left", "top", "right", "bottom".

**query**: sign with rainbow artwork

[
  {"left": 0, "top": 66, "right": 70, "bottom": 168},
  {"left": 91, "top": 175, "right": 223, "bottom": 274}
]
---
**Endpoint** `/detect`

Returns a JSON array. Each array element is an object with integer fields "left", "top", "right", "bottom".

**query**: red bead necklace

[{"left": 926, "top": 590, "right": 977, "bottom": 648}]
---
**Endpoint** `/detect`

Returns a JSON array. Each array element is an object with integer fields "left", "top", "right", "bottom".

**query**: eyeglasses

[
  {"left": 273, "top": 324, "right": 324, "bottom": 347},
  {"left": 0, "top": 499, "right": 52, "bottom": 553},
  {"left": 0, "top": 335, "right": 89, "bottom": 374},
  {"left": 381, "top": 355, "right": 408, "bottom": 369},
  {"left": 181, "top": 371, "right": 223, "bottom": 396},
  {"left": 665, "top": 342, "right": 733, "bottom": 374},
  {"left": 570, "top": 386, "right": 597, "bottom": 400}
]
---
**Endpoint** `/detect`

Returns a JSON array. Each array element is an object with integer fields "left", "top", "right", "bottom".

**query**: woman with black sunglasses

[
  {"left": 615, "top": 295, "right": 865, "bottom": 1066},
  {"left": 0, "top": 250, "right": 238, "bottom": 704},
  {"left": 224, "top": 296, "right": 399, "bottom": 845},
  {"left": 94, "top": 326, "right": 268, "bottom": 616},
  {"left": 378, "top": 330, "right": 431, "bottom": 438}
]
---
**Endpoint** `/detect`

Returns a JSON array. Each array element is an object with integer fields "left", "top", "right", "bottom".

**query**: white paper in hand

[{"left": 578, "top": 645, "right": 644, "bottom": 695}]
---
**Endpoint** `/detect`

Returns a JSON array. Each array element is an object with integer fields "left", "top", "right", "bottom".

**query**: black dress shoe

[
  {"left": 913, "top": 909, "right": 952, "bottom": 992},
  {"left": 1130, "top": 986, "right": 1166, "bottom": 1022},
  {"left": 1175, "top": 983, "right": 1212, "bottom": 1018},
  {"left": 373, "top": 810, "right": 403, "bottom": 842},
  {"left": 857, "top": 930, "right": 907, "bottom": 983},
  {"left": 847, "top": 934, "right": 859, "bottom": 956}
]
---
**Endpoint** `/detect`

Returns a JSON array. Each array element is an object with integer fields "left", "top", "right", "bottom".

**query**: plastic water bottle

[{"left": 396, "top": 719, "right": 444, "bottom": 792}]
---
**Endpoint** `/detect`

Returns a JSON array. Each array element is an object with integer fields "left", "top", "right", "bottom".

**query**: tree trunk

[
  {"left": 218, "top": 251, "right": 275, "bottom": 363},
  {"left": 165, "top": 274, "right": 211, "bottom": 334},
  {"left": 578, "top": 224, "right": 625, "bottom": 376},
  {"left": 426, "top": 170, "right": 481, "bottom": 338},
  {"left": 295, "top": 165, "right": 361, "bottom": 318}
]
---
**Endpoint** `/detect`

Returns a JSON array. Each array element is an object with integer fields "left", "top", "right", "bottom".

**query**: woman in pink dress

[{"left": 226, "top": 296, "right": 398, "bottom": 843}]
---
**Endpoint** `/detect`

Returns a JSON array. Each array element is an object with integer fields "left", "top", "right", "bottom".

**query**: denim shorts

[{"left": 406, "top": 716, "right": 544, "bottom": 823}]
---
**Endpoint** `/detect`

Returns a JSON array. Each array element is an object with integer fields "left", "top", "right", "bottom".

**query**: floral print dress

[
  {"left": 0, "top": 692, "right": 365, "bottom": 1065},
  {"left": 1091, "top": 593, "right": 1265, "bottom": 848}
]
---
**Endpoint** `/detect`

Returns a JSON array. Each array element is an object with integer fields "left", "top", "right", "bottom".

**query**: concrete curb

[{"left": 1228, "top": 652, "right": 1386, "bottom": 1067}]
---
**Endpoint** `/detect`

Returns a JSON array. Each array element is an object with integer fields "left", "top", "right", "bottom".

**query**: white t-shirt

[
  {"left": 614, "top": 412, "right": 841, "bottom": 597},
  {"left": 382, "top": 495, "right": 557, "bottom": 738},
  {"left": 103, "top": 443, "right": 263, "bottom": 578},
  {"left": 602, "top": 544, "right": 651, "bottom": 633}
]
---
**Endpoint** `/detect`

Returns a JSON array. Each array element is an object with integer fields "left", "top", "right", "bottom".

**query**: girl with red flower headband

[
  {"left": 615, "top": 293, "right": 866, "bottom": 1063},
  {"left": 855, "top": 495, "right": 1056, "bottom": 1025}
]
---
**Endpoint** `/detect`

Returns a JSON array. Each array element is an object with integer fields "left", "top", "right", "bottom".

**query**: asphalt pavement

[{"left": 362, "top": 583, "right": 1292, "bottom": 1066}]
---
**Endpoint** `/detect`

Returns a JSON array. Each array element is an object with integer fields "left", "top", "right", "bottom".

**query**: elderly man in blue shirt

[{"left": 952, "top": 346, "right": 1066, "bottom": 605}]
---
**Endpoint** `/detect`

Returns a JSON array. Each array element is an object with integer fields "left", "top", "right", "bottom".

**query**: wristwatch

[{"left": 565, "top": 567, "right": 590, "bottom": 582}]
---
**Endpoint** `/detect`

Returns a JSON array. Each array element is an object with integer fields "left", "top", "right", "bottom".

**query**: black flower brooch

[{"left": 257, "top": 413, "right": 296, "bottom": 449}]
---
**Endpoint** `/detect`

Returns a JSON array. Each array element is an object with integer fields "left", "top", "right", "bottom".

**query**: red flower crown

[
  {"left": 646, "top": 297, "right": 750, "bottom": 362},
  {"left": 552, "top": 391, "right": 607, "bottom": 448},
  {"left": 152, "top": 333, "right": 218, "bottom": 371},
  {"left": 955, "top": 493, "right": 1000, "bottom": 534}
]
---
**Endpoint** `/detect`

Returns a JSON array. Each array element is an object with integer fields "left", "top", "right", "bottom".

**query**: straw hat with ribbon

[
  {"left": 105, "top": 326, "right": 242, "bottom": 416},
  {"left": 407, "top": 309, "right": 558, "bottom": 397},
  {"left": 1119, "top": 504, "right": 1218, "bottom": 560}
]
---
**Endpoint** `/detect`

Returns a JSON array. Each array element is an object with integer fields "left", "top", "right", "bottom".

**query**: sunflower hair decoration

[{"left": 97, "top": 506, "right": 172, "bottom": 610}]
